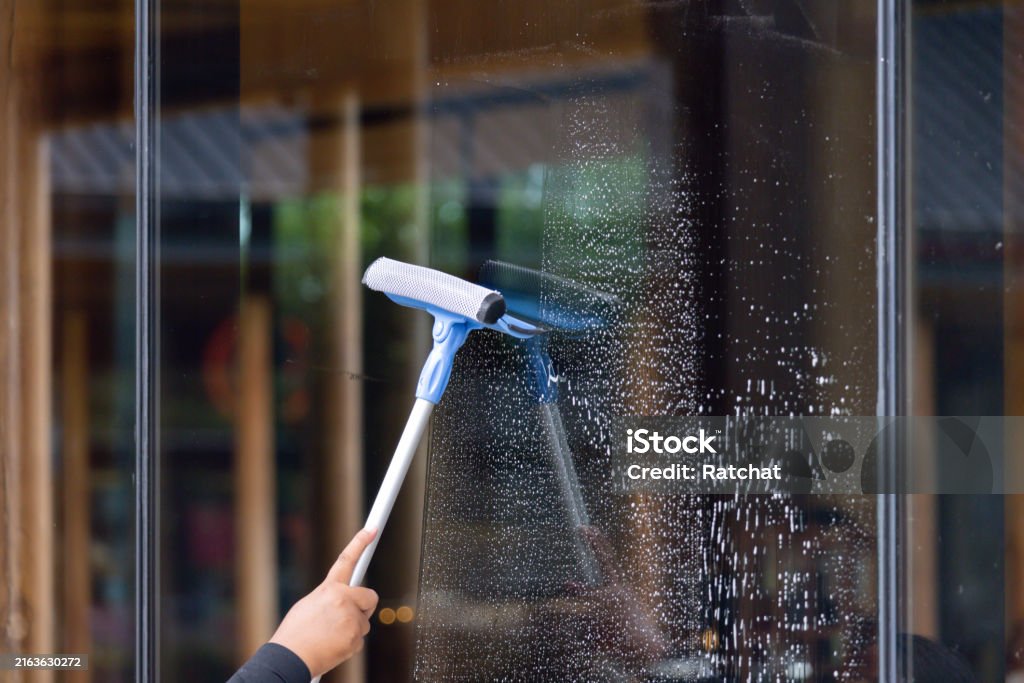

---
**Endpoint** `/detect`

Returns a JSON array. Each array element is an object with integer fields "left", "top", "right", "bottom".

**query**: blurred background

[{"left": 0, "top": 0, "right": 1021, "bottom": 681}]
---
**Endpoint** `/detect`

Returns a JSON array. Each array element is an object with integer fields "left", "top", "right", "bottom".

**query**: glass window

[
  {"left": 906, "top": 1, "right": 1024, "bottom": 680},
  {"left": 0, "top": 2, "right": 136, "bottom": 681},
  {"left": 146, "top": 1, "right": 886, "bottom": 681}
]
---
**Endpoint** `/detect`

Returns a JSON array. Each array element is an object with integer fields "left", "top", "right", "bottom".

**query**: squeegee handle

[
  {"left": 349, "top": 397, "right": 435, "bottom": 587},
  {"left": 310, "top": 400, "right": 433, "bottom": 681}
]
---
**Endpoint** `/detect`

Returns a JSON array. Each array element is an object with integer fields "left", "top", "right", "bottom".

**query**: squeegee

[{"left": 349, "top": 257, "right": 541, "bottom": 586}]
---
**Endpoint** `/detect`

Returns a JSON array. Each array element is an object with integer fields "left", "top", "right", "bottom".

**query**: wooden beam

[
  {"left": 19, "top": 95, "right": 55, "bottom": 683},
  {"left": 235, "top": 296, "right": 278, "bottom": 663},
  {"left": 324, "top": 91, "right": 366, "bottom": 683},
  {"left": 909, "top": 319, "right": 938, "bottom": 637},
  {"left": 392, "top": 1, "right": 431, "bottom": 660},
  {"left": 0, "top": 2, "right": 26, "bottom": 677}
]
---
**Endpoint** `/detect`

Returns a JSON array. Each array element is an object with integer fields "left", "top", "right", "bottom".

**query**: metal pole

[
  {"left": 135, "top": 0, "right": 160, "bottom": 678},
  {"left": 876, "top": 0, "right": 908, "bottom": 677}
]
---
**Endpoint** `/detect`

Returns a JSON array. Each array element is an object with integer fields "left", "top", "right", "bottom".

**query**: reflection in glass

[{"left": 2, "top": 2, "right": 136, "bottom": 681}]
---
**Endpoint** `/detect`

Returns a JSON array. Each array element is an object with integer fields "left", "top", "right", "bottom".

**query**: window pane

[
  {"left": 908, "top": 1, "right": 1024, "bottom": 680},
  {"left": 1, "top": 2, "right": 136, "bottom": 681},
  {"left": 152, "top": 1, "right": 884, "bottom": 681}
]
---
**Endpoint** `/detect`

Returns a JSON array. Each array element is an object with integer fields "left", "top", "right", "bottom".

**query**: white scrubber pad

[{"left": 363, "top": 257, "right": 505, "bottom": 324}]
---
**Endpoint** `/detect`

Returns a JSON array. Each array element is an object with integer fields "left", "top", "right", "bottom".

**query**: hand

[{"left": 269, "top": 528, "right": 380, "bottom": 677}]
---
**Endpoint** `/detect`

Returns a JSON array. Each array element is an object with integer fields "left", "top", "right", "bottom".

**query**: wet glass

[{"left": 416, "top": 4, "right": 883, "bottom": 681}]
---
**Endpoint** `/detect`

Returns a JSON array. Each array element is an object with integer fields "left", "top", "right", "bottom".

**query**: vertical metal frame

[
  {"left": 877, "top": 0, "right": 909, "bottom": 679},
  {"left": 135, "top": 0, "right": 159, "bottom": 679}
]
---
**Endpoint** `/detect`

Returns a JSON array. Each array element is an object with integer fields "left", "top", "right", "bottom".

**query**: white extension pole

[
  {"left": 310, "top": 398, "right": 434, "bottom": 683},
  {"left": 349, "top": 397, "right": 434, "bottom": 587}
]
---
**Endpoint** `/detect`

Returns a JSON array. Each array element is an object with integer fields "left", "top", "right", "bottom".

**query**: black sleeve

[{"left": 227, "top": 643, "right": 312, "bottom": 683}]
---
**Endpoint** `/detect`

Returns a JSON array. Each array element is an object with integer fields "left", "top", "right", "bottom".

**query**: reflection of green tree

[
  {"left": 272, "top": 156, "right": 645, "bottom": 311},
  {"left": 430, "top": 179, "right": 468, "bottom": 272},
  {"left": 274, "top": 185, "right": 422, "bottom": 319},
  {"left": 495, "top": 165, "right": 545, "bottom": 268},
  {"left": 542, "top": 155, "right": 648, "bottom": 288},
  {"left": 274, "top": 185, "right": 425, "bottom": 391}
]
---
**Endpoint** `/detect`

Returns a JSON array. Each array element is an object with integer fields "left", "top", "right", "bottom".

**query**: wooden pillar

[
  {"left": 404, "top": 0, "right": 430, "bottom": 603},
  {"left": 326, "top": 91, "right": 366, "bottom": 683},
  {"left": 909, "top": 318, "right": 938, "bottom": 638},
  {"left": 21, "top": 131, "right": 54, "bottom": 683},
  {"left": 235, "top": 296, "right": 278, "bottom": 662},
  {"left": 0, "top": 4, "right": 58, "bottom": 679},
  {"left": 0, "top": 3, "right": 26, "bottom": 676}
]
